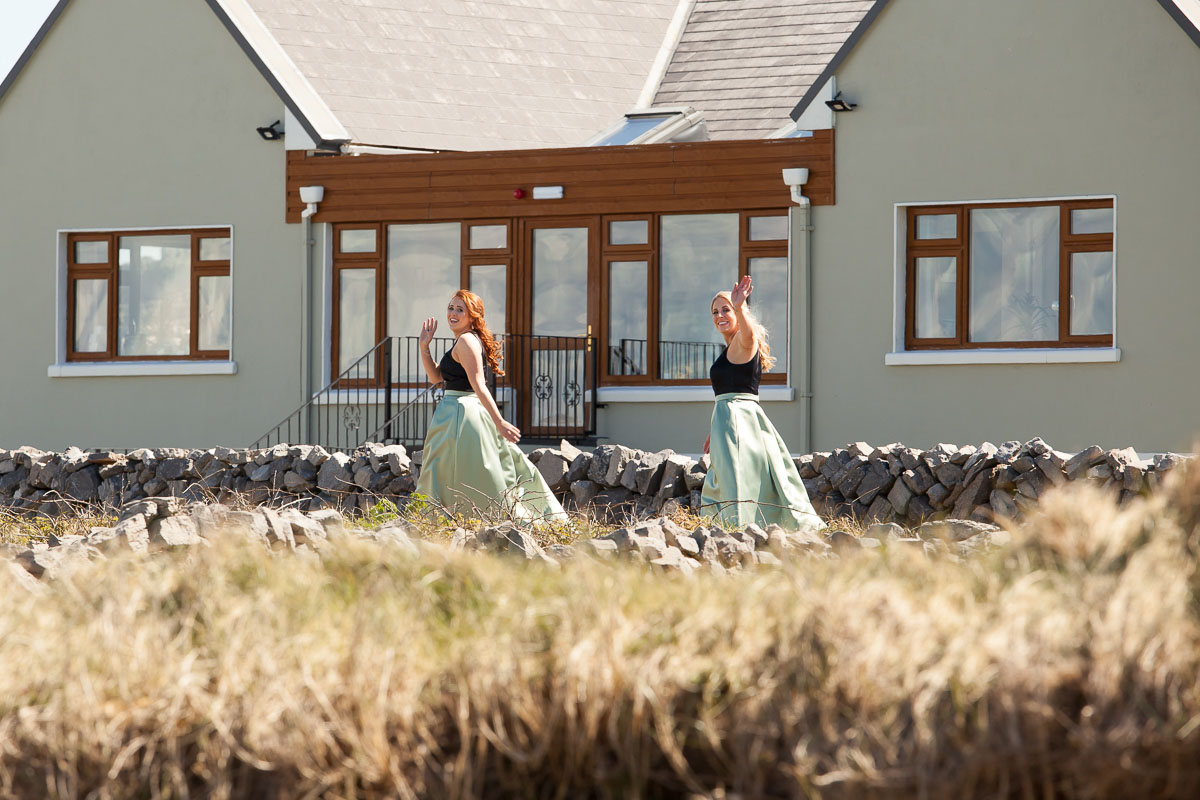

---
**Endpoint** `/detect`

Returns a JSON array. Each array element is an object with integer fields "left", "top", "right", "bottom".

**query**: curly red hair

[{"left": 453, "top": 289, "right": 505, "bottom": 376}]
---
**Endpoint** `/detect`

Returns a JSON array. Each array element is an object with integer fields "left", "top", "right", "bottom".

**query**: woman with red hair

[{"left": 415, "top": 290, "right": 566, "bottom": 522}]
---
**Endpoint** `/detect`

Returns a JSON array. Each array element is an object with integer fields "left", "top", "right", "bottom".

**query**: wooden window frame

[
  {"left": 600, "top": 215, "right": 655, "bottom": 384},
  {"left": 330, "top": 210, "right": 795, "bottom": 388},
  {"left": 905, "top": 200, "right": 1114, "bottom": 350},
  {"left": 463, "top": 219, "right": 513, "bottom": 258},
  {"left": 66, "top": 228, "right": 231, "bottom": 362},
  {"left": 740, "top": 212, "right": 789, "bottom": 385},
  {"left": 330, "top": 223, "right": 385, "bottom": 382}
]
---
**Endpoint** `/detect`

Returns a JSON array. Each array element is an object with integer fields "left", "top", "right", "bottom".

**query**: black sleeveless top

[
  {"left": 438, "top": 341, "right": 473, "bottom": 392},
  {"left": 709, "top": 347, "right": 761, "bottom": 396}
]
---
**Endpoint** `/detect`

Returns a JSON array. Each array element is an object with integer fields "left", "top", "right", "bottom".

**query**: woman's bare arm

[
  {"left": 418, "top": 317, "right": 442, "bottom": 384},
  {"left": 728, "top": 275, "right": 759, "bottom": 361}
]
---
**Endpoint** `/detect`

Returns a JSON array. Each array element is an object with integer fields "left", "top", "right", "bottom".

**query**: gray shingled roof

[
  {"left": 652, "top": 0, "right": 876, "bottom": 139},
  {"left": 244, "top": 0, "right": 680, "bottom": 150}
]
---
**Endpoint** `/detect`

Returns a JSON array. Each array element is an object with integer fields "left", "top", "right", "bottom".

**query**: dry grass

[
  {"left": 2, "top": 465, "right": 1200, "bottom": 798},
  {"left": 0, "top": 505, "right": 115, "bottom": 548}
]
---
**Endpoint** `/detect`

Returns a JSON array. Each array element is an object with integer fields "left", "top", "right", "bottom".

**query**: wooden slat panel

[{"left": 285, "top": 133, "right": 835, "bottom": 223}]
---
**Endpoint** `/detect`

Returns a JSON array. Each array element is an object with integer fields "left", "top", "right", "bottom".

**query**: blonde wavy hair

[
  {"left": 453, "top": 289, "right": 505, "bottom": 376},
  {"left": 711, "top": 290, "right": 776, "bottom": 371}
]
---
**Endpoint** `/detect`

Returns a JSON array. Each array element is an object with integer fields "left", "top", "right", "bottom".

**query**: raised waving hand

[{"left": 730, "top": 274, "right": 753, "bottom": 308}]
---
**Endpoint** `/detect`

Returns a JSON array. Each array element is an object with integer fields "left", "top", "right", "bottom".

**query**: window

[
  {"left": 602, "top": 211, "right": 789, "bottom": 384},
  {"left": 333, "top": 220, "right": 514, "bottom": 381},
  {"left": 333, "top": 211, "right": 790, "bottom": 388},
  {"left": 66, "top": 229, "right": 231, "bottom": 361},
  {"left": 904, "top": 200, "right": 1114, "bottom": 349}
]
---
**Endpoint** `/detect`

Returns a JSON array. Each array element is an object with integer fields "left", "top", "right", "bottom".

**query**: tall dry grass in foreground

[{"left": 4, "top": 465, "right": 1200, "bottom": 798}]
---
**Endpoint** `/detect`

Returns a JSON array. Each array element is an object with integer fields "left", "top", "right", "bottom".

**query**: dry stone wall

[{"left": 0, "top": 438, "right": 1188, "bottom": 524}]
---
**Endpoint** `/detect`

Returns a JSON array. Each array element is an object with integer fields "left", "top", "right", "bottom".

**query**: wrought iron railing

[
  {"left": 370, "top": 333, "right": 598, "bottom": 448},
  {"left": 254, "top": 333, "right": 597, "bottom": 451},
  {"left": 609, "top": 338, "right": 726, "bottom": 380}
]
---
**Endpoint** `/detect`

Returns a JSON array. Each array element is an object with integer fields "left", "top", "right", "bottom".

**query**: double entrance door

[{"left": 468, "top": 217, "right": 598, "bottom": 440}]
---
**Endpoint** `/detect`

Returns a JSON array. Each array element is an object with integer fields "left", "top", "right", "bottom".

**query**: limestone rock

[
  {"left": 917, "top": 519, "right": 1000, "bottom": 542},
  {"left": 536, "top": 451, "right": 572, "bottom": 493},
  {"left": 317, "top": 453, "right": 354, "bottom": 492}
]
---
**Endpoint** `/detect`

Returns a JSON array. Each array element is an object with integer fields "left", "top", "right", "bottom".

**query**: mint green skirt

[
  {"left": 416, "top": 391, "right": 567, "bottom": 522},
  {"left": 701, "top": 393, "right": 825, "bottom": 532}
]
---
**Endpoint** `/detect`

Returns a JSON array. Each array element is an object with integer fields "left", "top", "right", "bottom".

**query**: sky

[{"left": 0, "top": 0, "right": 60, "bottom": 82}]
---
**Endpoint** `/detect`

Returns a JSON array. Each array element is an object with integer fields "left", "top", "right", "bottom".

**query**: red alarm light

[{"left": 513, "top": 188, "right": 526, "bottom": 199}]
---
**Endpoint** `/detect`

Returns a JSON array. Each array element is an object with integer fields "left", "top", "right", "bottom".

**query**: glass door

[{"left": 513, "top": 218, "right": 598, "bottom": 437}]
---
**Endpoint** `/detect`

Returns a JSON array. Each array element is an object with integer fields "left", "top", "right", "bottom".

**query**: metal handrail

[
  {"left": 252, "top": 333, "right": 598, "bottom": 451},
  {"left": 251, "top": 336, "right": 453, "bottom": 451}
]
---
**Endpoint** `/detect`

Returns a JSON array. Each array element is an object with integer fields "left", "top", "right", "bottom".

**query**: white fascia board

[
  {"left": 597, "top": 386, "right": 794, "bottom": 403},
  {"left": 795, "top": 76, "right": 836, "bottom": 131},
  {"left": 209, "top": 0, "right": 350, "bottom": 145},
  {"left": 49, "top": 361, "right": 238, "bottom": 377},
  {"left": 637, "top": 0, "right": 696, "bottom": 108},
  {"left": 284, "top": 107, "right": 319, "bottom": 151},
  {"left": 1172, "top": 0, "right": 1200, "bottom": 30},
  {"left": 884, "top": 349, "right": 1121, "bottom": 366}
]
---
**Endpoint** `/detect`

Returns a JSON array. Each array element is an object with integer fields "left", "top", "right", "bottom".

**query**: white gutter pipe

[
  {"left": 782, "top": 168, "right": 814, "bottom": 453},
  {"left": 298, "top": 186, "right": 324, "bottom": 441}
]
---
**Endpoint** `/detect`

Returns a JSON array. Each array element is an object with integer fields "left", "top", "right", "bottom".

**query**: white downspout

[
  {"left": 783, "top": 168, "right": 813, "bottom": 454},
  {"left": 299, "top": 186, "right": 324, "bottom": 442}
]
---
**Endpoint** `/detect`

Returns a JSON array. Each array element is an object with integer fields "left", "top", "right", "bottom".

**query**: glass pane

[
  {"left": 117, "top": 234, "right": 191, "bottom": 356},
  {"left": 593, "top": 115, "right": 671, "bottom": 146},
  {"left": 609, "top": 220, "right": 648, "bottom": 246},
  {"left": 468, "top": 264, "right": 506, "bottom": 336},
  {"left": 747, "top": 257, "right": 788, "bottom": 373},
  {"left": 914, "top": 257, "right": 957, "bottom": 339},
  {"left": 659, "top": 213, "right": 738, "bottom": 379},
  {"left": 198, "top": 236, "right": 231, "bottom": 261},
  {"left": 1070, "top": 251, "right": 1114, "bottom": 336},
  {"left": 198, "top": 275, "right": 231, "bottom": 351},
  {"left": 916, "top": 214, "right": 956, "bottom": 240},
  {"left": 73, "top": 279, "right": 107, "bottom": 353},
  {"left": 338, "top": 269, "right": 376, "bottom": 377},
  {"left": 468, "top": 225, "right": 506, "bottom": 250},
  {"left": 387, "top": 223, "right": 460, "bottom": 381},
  {"left": 608, "top": 261, "right": 647, "bottom": 375},
  {"left": 748, "top": 216, "right": 787, "bottom": 241},
  {"left": 340, "top": 228, "right": 377, "bottom": 253},
  {"left": 531, "top": 349, "right": 585, "bottom": 430},
  {"left": 74, "top": 240, "right": 108, "bottom": 264},
  {"left": 532, "top": 227, "right": 588, "bottom": 336},
  {"left": 969, "top": 206, "right": 1059, "bottom": 343},
  {"left": 1071, "top": 207, "right": 1114, "bottom": 235}
]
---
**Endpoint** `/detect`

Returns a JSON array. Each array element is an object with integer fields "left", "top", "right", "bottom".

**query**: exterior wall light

[
  {"left": 257, "top": 120, "right": 284, "bottom": 140},
  {"left": 513, "top": 188, "right": 526, "bottom": 199},
  {"left": 824, "top": 92, "right": 857, "bottom": 112}
]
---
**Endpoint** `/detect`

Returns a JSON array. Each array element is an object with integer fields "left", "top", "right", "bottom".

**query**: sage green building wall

[
  {"left": 806, "top": 0, "right": 1200, "bottom": 454},
  {"left": 0, "top": 0, "right": 306, "bottom": 449}
]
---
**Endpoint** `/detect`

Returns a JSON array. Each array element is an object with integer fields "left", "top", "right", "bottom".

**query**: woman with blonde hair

[
  {"left": 416, "top": 289, "right": 566, "bottom": 522},
  {"left": 701, "top": 275, "right": 824, "bottom": 532}
]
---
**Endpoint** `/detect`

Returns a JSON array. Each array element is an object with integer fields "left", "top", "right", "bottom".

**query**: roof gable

[
  {"left": 653, "top": 0, "right": 877, "bottom": 139},
  {"left": 2, "top": 0, "right": 680, "bottom": 152},
  {"left": 790, "top": 0, "right": 1200, "bottom": 120},
  {"left": 0, "top": 0, "right": 71, "bottom": 108},
  {"left": 243, "top": 0, "right": 680, "bottom": 151}
]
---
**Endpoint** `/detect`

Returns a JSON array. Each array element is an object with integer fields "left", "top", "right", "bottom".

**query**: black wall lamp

[
  {"left": 256, "top": 120, "right": 284, "bottom": 141},
  {"left": 825, "top": 91, "right": 857, "bottom": 112}
]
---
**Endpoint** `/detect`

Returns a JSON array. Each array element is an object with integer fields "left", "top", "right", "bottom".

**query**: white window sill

[
  {"left": 313, "top": 387, "right": 515, "bottom": 405},
  {"left": 597, "top": 385, "right": 795, "bottom": 403},
  {"left": 48, "top": 360, "right": 238, "bottom": 377},
  {"left": 885, "top": 347, "right": 1121, "bottom": 366}
]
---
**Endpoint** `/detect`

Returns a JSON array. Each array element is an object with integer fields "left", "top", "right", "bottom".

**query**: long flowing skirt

[
  {"left": 701, "top": 392, "right": 825, "bottom": 532},
  {"left": 416, "top": 390, "right": 567, "bottom": 522}
]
